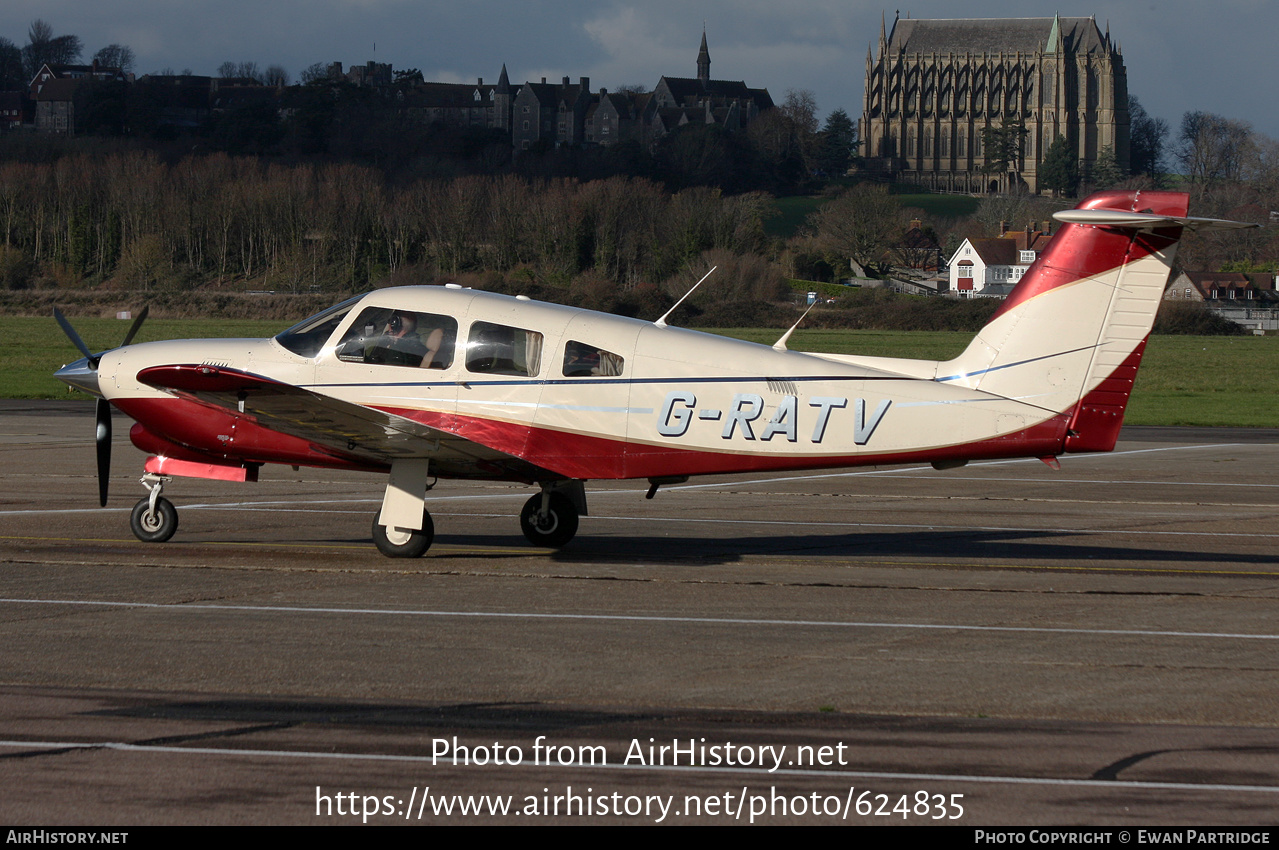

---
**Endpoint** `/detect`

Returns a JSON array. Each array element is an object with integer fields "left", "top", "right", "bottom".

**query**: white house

[{"left": 949, "top": 226, "right": 1051, "bottom": 298}]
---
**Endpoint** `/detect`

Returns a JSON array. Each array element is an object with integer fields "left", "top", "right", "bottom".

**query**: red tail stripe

[{"left": 992, "top": 190, "right": 1189, "bottom": 320}]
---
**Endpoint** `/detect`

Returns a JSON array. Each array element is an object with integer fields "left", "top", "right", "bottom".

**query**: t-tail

[{"left": 938, "top": 190, "right": 1253, "bottom": 454}]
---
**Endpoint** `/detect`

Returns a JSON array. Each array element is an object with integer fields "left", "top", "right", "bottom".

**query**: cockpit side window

[
  {"left": 334, "top": 307, "right": 458, "bottom": 369},
  {"left": 273, "top": 295, "right": 364, "bottom": 358},
  {"left": 466, "top": 321, "right": 543, "bottom": 377},
  {"left": 562, "top": 340, "right": 624, "bottom": 377}
]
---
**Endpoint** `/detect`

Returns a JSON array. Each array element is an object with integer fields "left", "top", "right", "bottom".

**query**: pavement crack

[
  {"left": 0, "top": 722, "right": 295, "bottom": 761},
  {"left": 0, "top": 745, "right": 95, "bottom": 761},
  {"left": 133, "top": 721, "right": 296, "bottom": 747},
  {"left": 1092, "top": 748, "right": 1175, "bottom": 780}
]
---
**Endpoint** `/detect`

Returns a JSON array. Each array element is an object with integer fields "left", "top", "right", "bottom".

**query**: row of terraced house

[{"left": 2, "top": 32, "right": 774, "bottom": 150}]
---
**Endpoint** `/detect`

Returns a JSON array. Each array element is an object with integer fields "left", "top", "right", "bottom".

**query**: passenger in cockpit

[{"left": 420, "top": 324, "right": 453, "bottom": 369}]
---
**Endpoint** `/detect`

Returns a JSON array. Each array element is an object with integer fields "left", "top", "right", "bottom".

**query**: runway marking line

[
  {"left": 2, "top": 442, "right": 1265, "bottom": 520},
  {"left": 0, "top": 535, "right": 534, "bottom": 556},
  {"left": 3, "top": 597, "right": 1277, "bottom": 641},
  {"left": 0, "top": 738, "right": 1274, "bottom": 795},
  {"left": 664, "top": 444, "right": 1252, "bottom": 492}
]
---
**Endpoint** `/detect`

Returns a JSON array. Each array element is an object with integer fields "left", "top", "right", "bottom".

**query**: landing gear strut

[
  {"left": 372, "top": 459, "right": 435, "bottom": 557},
  {"left": 130, "top": 473, "right": 178, "bottom": 543}
]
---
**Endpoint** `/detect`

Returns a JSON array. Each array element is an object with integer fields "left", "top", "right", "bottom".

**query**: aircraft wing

[{"left": 135, "top": 364, "right": 554, "bottom": 481}]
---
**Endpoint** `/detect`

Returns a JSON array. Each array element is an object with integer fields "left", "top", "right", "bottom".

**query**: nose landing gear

[{"left": 130, "top": 473, "right": 178, "bottom": 543}]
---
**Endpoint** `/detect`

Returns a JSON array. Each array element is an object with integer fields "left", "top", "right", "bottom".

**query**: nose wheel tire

[
  {"left": 372, "top": 510, "right": 434, "bottom": 558},
  {"left": 520, "top": 492, "right": 579, "bottom": 548},
  {"left": 130, "top": 496, "right": 178, "bottom": 543}
]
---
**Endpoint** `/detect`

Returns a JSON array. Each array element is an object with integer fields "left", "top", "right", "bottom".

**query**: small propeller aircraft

[{"left": 54, "top": 190, "right": 1253, "bottom": 557}]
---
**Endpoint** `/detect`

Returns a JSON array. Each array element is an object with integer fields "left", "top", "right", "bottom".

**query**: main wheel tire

[
  {"left": 372, "top": 510, "right": 434, "bottom": 558},
  {"left": 519, "top": 492, "right": 579, "bottom": 548},
  {"left": 130, "top": 496, "right": 178, "bottom": 543}
]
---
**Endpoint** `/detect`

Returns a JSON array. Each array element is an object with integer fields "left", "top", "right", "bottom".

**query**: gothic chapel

[{"left": 860, "top": 13, "right": 1129, "bottom": 193}]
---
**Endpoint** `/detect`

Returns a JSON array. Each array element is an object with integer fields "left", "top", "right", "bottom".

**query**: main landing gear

[
  {"left": 372, "top": 510, "right": 435, "bottom": 558},
  {"left": 519, "top": 491, "right": 579, "bottom": 548},
  {"left": 372, "top": 460, "right": 587, "bottom": 558},
  {"left": 371, "top": 478, "right": 585, "bottom": 558},
  {"left": 130, "top": 472, "right": 178, "bottom": 543}
]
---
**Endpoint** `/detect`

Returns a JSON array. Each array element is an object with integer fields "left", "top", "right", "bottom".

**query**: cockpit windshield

[{"left": 274, "top": 294, "right": 365, "bottom": 357}]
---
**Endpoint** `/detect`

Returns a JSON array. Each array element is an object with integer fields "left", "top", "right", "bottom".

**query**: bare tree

[
  {"left": 780, "top": 88, "right": 818, "bottom": 138},
  {"left": 218, "top": 60, "right": 263, "bottom": 83},
  {"left": 299, "top": 62, "right": 330, "bottom": 85},
  {"left": 0, "top": 37, "right": 23, "bottom": 89},
  {"left": 973, "top": 193, "right": 1059, "bottom": 239},
  {"left": 1176, "top": 111, "right": 1254, "bottom": 188},
  {"left": 264, "top": 65, "right": 290, "bottom": 87},
  {"left": 22, "top": 19, "right": 82, "bottom": 78},
  {"left": 1128, "top": 95, "right": 1168, "bottom": 178},
  {"left": 780, "top": 88, "right": 820, "bottom": 172},
  {"left": 808, "top": 184, "right": 908, "bottom": 277},
  {"left": 1248, "top": 133, "right": 1279, "bottom": 201},
  {"left": 92, "top": 44, "right": 135, "bottom": 72}
]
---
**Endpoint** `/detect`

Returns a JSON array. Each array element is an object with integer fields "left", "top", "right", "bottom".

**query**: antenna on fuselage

[
  {"left": 772, "top": 301, "right": 817, "bottom": 351},
  {"left": 654, "top": 266, "right": 717, "bottom": 328}
]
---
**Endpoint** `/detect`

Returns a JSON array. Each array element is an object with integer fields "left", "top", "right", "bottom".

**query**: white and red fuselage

[{"left": 58, "top": 190, "right": 1236, "bottom": 553}]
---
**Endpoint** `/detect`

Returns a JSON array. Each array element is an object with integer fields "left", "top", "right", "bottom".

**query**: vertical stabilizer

[{"left": 939, "top": 191, "right": 1189, "bottom": 452}]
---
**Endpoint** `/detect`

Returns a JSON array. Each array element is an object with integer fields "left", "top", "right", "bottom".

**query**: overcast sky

[{"left": 3, "top": 0, "right": 1275, "bottom": 138}]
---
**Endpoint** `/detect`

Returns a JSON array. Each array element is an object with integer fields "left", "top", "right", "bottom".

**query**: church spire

[
  {"left": 697, "top": 27, "right": 711, "bottom": 84},
  {"left": 1048, "top": 13, "right": 1064, "bottom": 53}
]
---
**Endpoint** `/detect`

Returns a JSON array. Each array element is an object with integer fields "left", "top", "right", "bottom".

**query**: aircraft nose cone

[{"left": 55, "top": 356, "right": 103, "bottom": 397}]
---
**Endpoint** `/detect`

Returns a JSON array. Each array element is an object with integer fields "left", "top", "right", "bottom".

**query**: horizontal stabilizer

[{"left": 1052, "top": 209, "right": 1259, "bottom": 232}]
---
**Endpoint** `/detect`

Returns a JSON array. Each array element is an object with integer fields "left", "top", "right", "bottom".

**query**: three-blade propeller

[{"left": 53, "top": 307, "right": 149, "bottom": 507}]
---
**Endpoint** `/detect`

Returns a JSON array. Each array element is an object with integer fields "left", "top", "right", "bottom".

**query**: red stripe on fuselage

[
  {"left": 375, "top": 405, "right": 1071, "bottom": 480},
  {"left": 113, "top": 395, "right": 1071, "bottom": 483}
]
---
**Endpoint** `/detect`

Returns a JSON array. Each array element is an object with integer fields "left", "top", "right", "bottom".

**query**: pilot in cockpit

[
  {"left": 336, "top": 308, "right": 457, "bottom": 369},
  {"left": 371, "top": 312, "right": 428, "bottom": 366}
]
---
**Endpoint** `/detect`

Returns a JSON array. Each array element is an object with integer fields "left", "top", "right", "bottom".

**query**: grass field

[
  {"left": 765, "top": 196, "right": 826, "bottom": 238},
  {"left": 6, "top": 316, "right": 1275, "bottom": 427},
  {"left": 891, "top": 193, "right": 981, "bottom": 219},
  {"left": 767, "top": 191, "right": 981, "bottom": 240},
  {"left": 3, "top": 317, "right": 286, "bottom": 399}
]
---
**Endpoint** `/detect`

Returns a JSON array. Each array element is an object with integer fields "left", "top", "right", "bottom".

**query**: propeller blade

[
  {"left": 54, "top": 308, "right": 97, "bottom": 367},
  {"left": 119, "top": 305, "right": 150, "bottom": 347},
  {"left": 95, "top": 398, "right": 112, "bottom": 507}
]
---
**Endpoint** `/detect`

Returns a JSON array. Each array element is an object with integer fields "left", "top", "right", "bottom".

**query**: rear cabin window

[
  {"left": 562, "top": 341, "right": 624, "bottom": 377},
  {"left": 465, "top": 321, "right": 543, "bottom": 377},
  {"left": 333, "top": 307, "right": 458, "bottom": 369}
]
